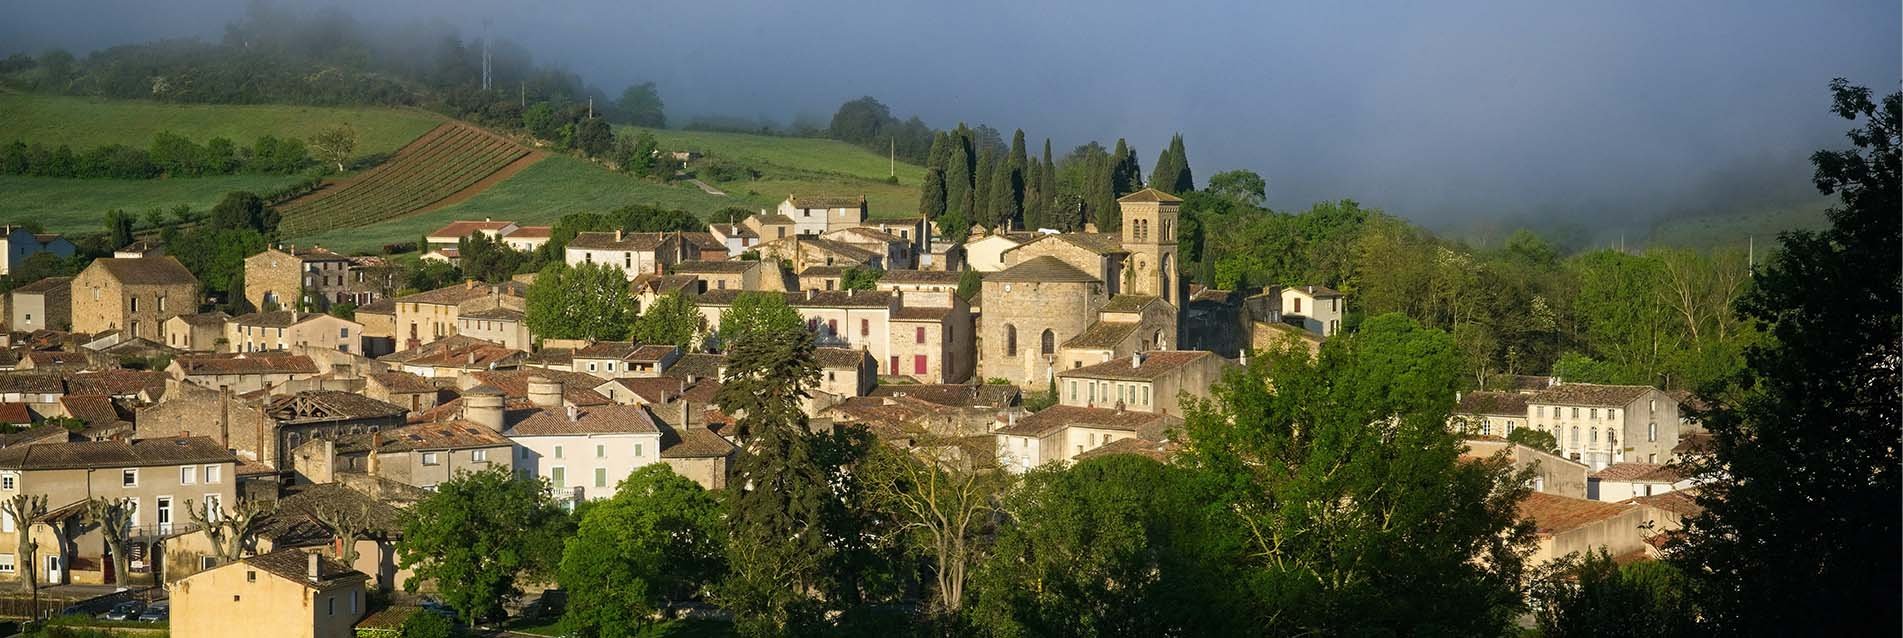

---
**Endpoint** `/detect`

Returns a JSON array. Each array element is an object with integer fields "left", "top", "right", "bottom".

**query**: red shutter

[
  {"left": 914, "top": 355, "right": 927, "bottom": 375},
  {"left": 915, "top": 326, "right": 925, "bottom": 344},
  {"left": 889, "top": 356, "right": 899, "bottom": 374}
]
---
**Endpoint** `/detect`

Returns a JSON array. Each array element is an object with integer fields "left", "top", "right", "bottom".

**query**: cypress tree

[
  {"left": 1149, "top": 133, "right": 1193, "bottom": 194},
  {"left": 973, "top": 145, "right": 996, "bottom": 228},
  {"left": 945, "top": 126, "right": 974, "bottom": 225},
  {"left": 919, "top": 168, "right": 947, "bottom": 220},
  {"left": 1023, "top": 160, "right": 1044, "bottom": 230},
  {"left": 1109, "top": 138, "right": 1143, "bottom": 197},
  {"left": 1041, "top": 139, "right": 1057, "bottom": 222},
  {"left": 990, "top": 151, "right": 1019, "bottom": 230},
  {"left": 1008, "top": 129, "right": 1028, "bottom": 229},
  {"left": 1151, "top": 143, "right": 1180, "bottom": 194},
  {"left": 1090, "top": 152, "right": 1120, "bottom": 232}
]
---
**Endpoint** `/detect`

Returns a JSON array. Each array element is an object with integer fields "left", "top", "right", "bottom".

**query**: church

[{"left": 979, "top": 188, "right": 1183, "bottom": 389}]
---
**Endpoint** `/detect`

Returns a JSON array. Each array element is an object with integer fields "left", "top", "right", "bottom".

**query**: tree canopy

[
  {"left": 398, "top": 467, "right": 573, "bottom": 625},
  {"left": 560, "top": 464, "right": 724, "bottom": 638},
  {"left": 525, "top": 262, "right": 640, "bottom": 341}
]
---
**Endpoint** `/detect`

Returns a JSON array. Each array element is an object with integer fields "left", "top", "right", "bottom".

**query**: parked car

[
  {"left": 137, "top": 601, "right": 169, "bottom": 623},
  {"left": 101, "top": 601, "right": 144, "bottom": 621}
]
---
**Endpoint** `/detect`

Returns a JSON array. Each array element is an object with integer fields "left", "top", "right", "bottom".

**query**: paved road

[{"left": 688, "top": 179, "right": 728, "bottom": 196}]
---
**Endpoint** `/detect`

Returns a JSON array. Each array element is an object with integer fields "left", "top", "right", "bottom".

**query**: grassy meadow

[
  {"left": 621, "top": 125, "right": 925, "bottom": 219},
  {"left": 0, "top": 93, "right": 443, "bottom": 153},
  {"left": 0, "top": 174, "right": 307, "bottom": 233}
]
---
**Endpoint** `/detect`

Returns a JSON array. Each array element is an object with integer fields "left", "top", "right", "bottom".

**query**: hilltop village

[{"left": 0, "top": 188, "right": 1711, "bottom": 633}]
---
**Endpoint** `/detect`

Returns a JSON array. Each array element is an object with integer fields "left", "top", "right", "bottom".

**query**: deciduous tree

[
  {"left": 308, "top": 124, "right": 357, "bottom": 173},
  {"left": 398, "top": 466, "right": 572, "bottom": 626},
  {"left": 631, "top": 292, "right": 704, "bottom": 351},
  {"left": 524, "top": 262, "right": 639, "bottom": 341},
  {"left": 560, "top": 465, "right": 725, "bottom": 638}
]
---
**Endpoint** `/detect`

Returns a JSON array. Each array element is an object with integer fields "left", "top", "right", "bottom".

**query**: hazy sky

[{"left": 4, "top": 1, "right": 1896, "bottom": 232}]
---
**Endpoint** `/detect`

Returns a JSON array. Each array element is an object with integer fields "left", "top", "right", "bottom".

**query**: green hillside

[
  {"left": 0, "top": 93, "right": 443, "bottom": 154},
  {"left": 0, "top": 174, "right": 307, "bottom": 232},
  {"left": 1643, "top": 198, "right": 1832, "bottom": 250},
  {"left": 621, "top": 126, "right": 925, "bottom": 219}
]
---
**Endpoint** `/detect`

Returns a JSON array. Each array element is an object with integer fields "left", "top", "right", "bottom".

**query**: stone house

[
  {"left": 0, "top": 373, "right": 65, "bottom": 412},
  {"left": 963, "top": 232, "right": 1036, "bottom": 273},
  {"left": 328, "top": 421, "right": 514, "bottom": 490},
  {"left": 823, "top": 227, "right": 915, "bottom": 270},
  {"left": 564, "top": 230, "right": 685, "bottom": 281},
  {"left": 0, "top": 436, "right": 237, "bottom": 588},
  {"left": 595, "top": 376, "right": 688, "bottom": 406},
  {"left": 993, "top": 405, "right": 1179, "bottom": 474},
  {"left": 1055, "top": 350, "right": 1229, "bottom": 417},
  {"left": 1527, "top": 383, "right": 1682, "bottom": 469},
  {"left": 1251, "top": 320, "right": 1323, "bottom": 357},
  {"left": 392, "top": 280, "right": 527, "bottom": 351},
  {"left": 71, "top": 256, "right": 201, "bottom": 342},
  {"left": 455, "top": 307, "right": 532, "bottom": 350},
  {"left": 363, "top": 371, "right": 440, "bottom": 415},
  {"left": 875, "top": 270, "right": 965, "bottom": 295},
  {"left": 0, "top": 226, "right": 75, "bottom": 276},
  {"left": 266, "top": 391, "right": 408, "bottom": 472},
  {"left": 378, "top": 335, "right": 524, "bottom": 379},
  {"left": 424, "top": 219, "right": 519, "bottom": 250},
  {"left": 500, "top": 225, "right": 553, "bottom": 252},
  {"left": 171, "top": 549, "right": 367, "bottom": 638},
  {"left": 1279, "top": 285, "right": 1343, "bottom": 337},
  {"left": 168, "top": 353, "right": 321, "bottom": 394},
  {"left": 256, "top": 481, "right": 417, "bottom": 592},
  {"left": 708, "top": 223, "right": 760, "bottom": 255},
  {"left": 797, "top": 265, "right": 851, "bottom": 292},
  {"left": 1517, "top": 492, "right": 1649, "bottom": 565},
  {"left": 670, "top": 260, "right": 785, "bottom": 294},
  {"left": 1462, "top": 437, "right": 1591, "bottom": 499},
  {"left": 1589, "top": 463, "right": 1695, "bottom": 502},
  {"left": 9, "top": 276, "right": 71, "bottom": 332},
  {"left": 739, "top": 213, "right": 796, "bottom": 243},
  {"left": 776, "top": 195, "right": 868, "bottom": 236},
  {"left": 351, "top": 300, "right": 397, "bottom": 358},
  {"left": 243, "top": 246, "right": 353, "bottom": 312},
  {"left": 572, "top": 342, "right": 681, "bottom": 379},
  {"left": 1452, "top": 391, "right": 1531, "bottom": 438},
  {"left": 755, "top": 236, "right": 884, "bottom": 272},
  {"left": 885, "top": 291, "right": 975, "bottom": 383},
  {"left": 678, "top": 231, "right": 729, "bottom": 261},
  {"left": 228, "top": 311, "right": 363, "bottom": 355},
  {"left": 164, "top": 312, "right": 231, "bottom": 352},
  {"left": 813, "top": 347, "right": 876, "bottom": 403}
]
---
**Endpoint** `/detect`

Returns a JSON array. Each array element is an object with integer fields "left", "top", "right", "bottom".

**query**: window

[
  {"left": 827, "top": 319, "right": 838, "bottom": 335},
  {"left": 327, "top": 595, "right": 335, "bottom": 616},
  {"left": 594, "top": 468, "right": 607, "bottom": 488},
  {"left": 1571, "top": 407, "right": 1579, "bottom": 418},
  {"left": 1041, "top": 329, "right": 1054, "bottom": 355},
  {"left": 129, "top": 296, "right": 139, "bottom": 312},
  {"left": 339, "top": 327, "right": 349, "bottom": 339},
  {"left": 1590, "top": 429, "right": 1598, "bottom": 443},
  {"left": 861, "top": 319, "right": 870, "bottom": 337},
  {"left": 0, "top": 554, "right": 15, "bottom": 573},
  {"left": 1609, "top": 409, "right": 1618, "bottom": 420},
  {"left": 2, "top": 509, "right": 12, "bottom": 533},
  {"left": 1536, "top": 406, "right": 1544, "bottom": 417},
  {"left": 421, "top": 452, "right": 440, "bottom": 466},
  {"left": 1291, "top": 297, "right": 1301, "bottom": 314},
  {"left": 351, "top": 591, "right": 360, "bottom": 614},
  {"left": 1648, "top": 422, "right": 1657, "bottom": 442},
  {"left": 554, "top": 446, "right": 564, "bottom": 459},
  {"left": 1004, "top": 325, "right": 1017, "bottom": 356},
  {"left": 472, "top": 449, "right": 488, "bottom": 463},
  {"left": 596, "top": 445, "right": 605, "bottom": 458},
  {"left": 1, "top": 474, "right": 14, "bottom": 491},
  {"left": 122, "top": 469, "right": 138, "bottom": 488},
  {"left": 203, "top": 494, "right": 222, "bottom": 521},
  {"left": 202, "top": 557, "right": 216, "bottom": 571},
  {"left": 915, "top": 327, "right": 926, "bottom": 344},
  {"left": 1649, "top": 399, "right": 1656, "bottom": 414},
  {"left": 1590, "top": 409, "right": 1598, "bottom": 420},
  {"left": 1569, "top": 427, "right": 1579, "bottom": 447},
  {"left": 634, "top": 443, "right": 644, "bottom": 457},
  {"left": 158, "top": 296, "right": 166, "bottom": 312},
  {"left": 180, "top": 466, "right": 196, "bottom": 485},
  {"left": 550, "top": 467, "right": 566, "bottom": 489},
  {"left": 1069, "top": 381, "right": 1077, "bottom": 401}
]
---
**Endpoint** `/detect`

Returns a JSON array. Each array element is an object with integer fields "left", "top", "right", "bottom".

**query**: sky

[{"left": 3, "top": 0, "right": 1897, "bottom": 235}]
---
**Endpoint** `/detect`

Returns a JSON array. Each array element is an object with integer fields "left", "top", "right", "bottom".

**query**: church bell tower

[{"left": 1118, "top": 188, "right": 1181, "bottom": 307}]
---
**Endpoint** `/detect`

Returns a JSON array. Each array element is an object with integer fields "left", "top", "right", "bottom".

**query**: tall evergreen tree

[
  {"left": 945, "top": 125, "right": 975, "bottom": 226},
  {"left": 1169, "top": 133, "right": 1194, "bottom": 193},
  {"left": 717, "top": 325, "right": 836, "bottom": 636},
  {"left": 919, "top": 168, "right": 947, "bottom": 220},
  {"left": 1110, "top": 138, "right": 1144, "bottom": 197},
  {"left": 1023, "top": 159, "right": 1044, "bottom": 230},
  {"left": 973, "top": 145, "right": 996, "bottom": 229},
  {"left": 1040, "top": 139, "right": 1057, "bottom": 222},
  {"left": 1089, "top": 152, "right": 1120, "bottom": 231},
  {"left": 1670, "top": 79, "right": 1900, "bottom": 635},
  {"left": 1150, "top": 133, "right": 1194, "bottom": 194},
  {"left": 990, "top": 151, "right": 1020, "bottom": 230}
]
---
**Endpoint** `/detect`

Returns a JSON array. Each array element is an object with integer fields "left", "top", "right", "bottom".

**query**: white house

[
  {"left": 1526, "top": 383, "right": 1682, "bottom": 470},
  {"left": 563, "top": 230, "right": 683, "bottom": 281},
  {"left": 1279, "top": 285, "right": 1343, "bottom": 337},
  {"left": 777, "top": 195, "right": 867, "bottom": 237},
  {"left": 1589, "top": 463, "right": 1696, "bottom": 502},
  {"left": 485, "top": 379, "right": 665, "bottom": 502}
]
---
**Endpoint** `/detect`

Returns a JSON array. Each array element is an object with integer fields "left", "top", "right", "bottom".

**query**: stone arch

[
  {"left": 1004, "top": 324, "right": 1018, "bottom": 357},
  {"left": 1040, "top": 329, "right": 1055, "bottom": 355},
  {"left": 1161, "top": 253, "right": 1174, "bottom": 300}
]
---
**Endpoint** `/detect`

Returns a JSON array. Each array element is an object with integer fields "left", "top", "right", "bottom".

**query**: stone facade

[
  {"left": 70, "top": 257, "right": 201, "bottom": 341},
  {"left": 243, "top": 247, "right": 353, "bottom": 312},
  {"left": 8, "top": 276, "right": 71, "bottom": 333}
]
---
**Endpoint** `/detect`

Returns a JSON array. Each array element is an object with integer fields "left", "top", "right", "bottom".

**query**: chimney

[
  {"left": 805, "top": 289, "right": 815, "bottom": 301},
  {"left": 465, "top": 279, "right": 476, "bottom": 290},
  {"left": 565, "top": 405, "right": 579, "bottom": 422},
  {"left": 307, "top": 552, "right": 321, "bottom": 583},
  {"left": 527, "top": 378, "right": 564, "bottom": 408},
  {"left": 614, "top": 229, "right": 624, "bottom": 242},
  {"left": 218, "top": 385, "right": 232, "bottom": 447},
  {"left": 1131, "top": 352, "right": 1144, "bottom": 369},
  {"left": 462, "top": 388, "right": 506, "bottom": 430},
  {"left": 467, "top": 351, "right": 477, "bottom": 366},
  {"left": 367, "top": 431, "right": 382, "bottom": 476}
]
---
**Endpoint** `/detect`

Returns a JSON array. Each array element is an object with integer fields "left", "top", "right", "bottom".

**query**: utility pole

[
  {"left": 519, "top": 81, "right": 525, "bottom": 109},
  {"left": 889, "top": 138, "right": 895, "bottom": 177},
  {"left": 588, "top": 98, "right": 594, "bottom": 119}
]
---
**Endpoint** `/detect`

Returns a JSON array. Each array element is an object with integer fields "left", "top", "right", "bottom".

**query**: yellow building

[{"left": 172, "top": 548, "right": 368, "bottom": 638}]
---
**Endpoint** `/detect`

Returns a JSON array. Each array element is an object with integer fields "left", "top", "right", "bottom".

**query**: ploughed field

[{"left": 276, "top": 122, "right": 541, "bottom": 236}]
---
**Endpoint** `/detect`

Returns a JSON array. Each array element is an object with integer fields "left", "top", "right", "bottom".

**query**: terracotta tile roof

[
  {"left": 0, "top": 403, "right": 30, "bottom": 425},
  {"left": 990, "top": 256, "right": 1099, "bottom": 283},
  {"left": 460, "top": 306, "right": 524, "bottom": 321},
  {"left": 823, "top": 396, "right": 945, "bottom": 435},
  {"left": 381, "top": 337, "right": 522, "bottom": 369},
  {"left": 523, "top": 347, "right": 573, "bottom": 367},
  {"left": 830, "top": 227, "right": 906, "bottom": 244},
  {"left": 670, "top": 260, "right": 757, "bottom": 274},
  {"left": 174, "top": 354, "right": 319, "bottom": 376},
  {"left": 790, "top": 289, "right": 893, "bottom": 309},
  {"left": 708, "top": 223, "right": 757, "bottom": 238},
  {"left": 395, "top": 280, "right": 525, "bottom": 306},
  {"left": 1285, "top": 284, "right": 1342, "bottom": 298},
  {"left": 1530, "top": 383, "right": 1656, "bottom": 408},
  {"left": 1626, "top": 489, "right": 1703, "bottom": 518},
  {"left": 660, "top": 423, "right": 736, "bottom": 459},
  {"left": 1100, "top": 294, "right": 1162, "bottom": 313},
  {"left": 751, "top": 213, "right": 795, "bottom": 225},
  {"left": 892, "top": 306, "right": 955, "bottom": 321},
  {"left": 679, "top": 378, "right": 721, "bottom": 403},
  {"left": 1517, "top": 492, "right": 1636, "bottom": 535},
  {"left": 0, "top": 373, "right": 65, "bottom": 394},
  {"left": 10, "top": 276, "right": 71, "bottom": 294},
  {"left": 814, "top": 347, "right": 869, "bottom": 369},
  {"left": 1673, "top": 433, "right": 1713, "bottom": 455},
  {"left": 629, "top": 345, "right": 679, "bottom": 362},
  {"left": 1591, "top": 463, "right": 1687, "bottom": 483},
  {"left": 232, "top": 311, "right": 333, "bottom": 328},
  {"left": 90, "top": 256, "right": 198, "bottom": 286},
  {"left": 172, "top": 312, "right": 231, "bottom": 327},
  {"left": 1458, "top": 391, "right": 1529, "bottom": 416},
  {"left": 1058, "top": 350, "right": 1218, "bottom": 382},
  {"left": 27, "top": 351, "right": 87, "bottom": 367},
  {"left": 0, "top": 424, "right": 71, "bottom": 447},
  {"left": 868, "top": 383, "right": 1019, "bottom": 408},
  {"left": 1063, "top": 321, "right": 1140, "bottom": 350},
  {"left": 241, "top": 548, "right": 368, "bottom": 589},
  {"left": 368, "top": 371, "right": 437, "bottom": 395},
  {"left": 679, "top": 232, "right": 724, "bottom": 251},
  {"left": 356, "top": 605, "right": 422, "bottom": 631},
  {"left": 355, "top": 299, "right": 397, "bottom": 315},
  {"left": 566, "top": 231, "right": 673, "bottom": 251},
  {"left": 59, "top": 395, "right": 122, "bottom": 426},
  {"left": 600, "top": 377, "right": 686, "bottom": 404},
  {"left": 1075, "top": 437, "right": 1179, "bottom": 462},
  {"left": 662, "top": 354, "right": 725, "bottom": 381},
  {"left": 629, "top": 273, "right": 699, "bottom": 295},
  {"left": 1116, "top": 188, "right": 1182, "bottom": 203},
  {"left": 788, "top": 195, "right": 866, "bottom": 209},
  {"left": 1027, "top": 232, "right": 1127, "bottom": 256},
  {"left": 575, "top": 341, "right": 640, "bottom": 360},
  {"left": 879, "top": 270, "right": 964, "bottom": 285},
  {"left": 506, "top": 403, "right": 659, "bottom": 436},
  {"left": 427, "top": 220, "right": 516, "bottom": 239},
  {"left": 467, "top": 369, "right": 613, "bottom": 406},
  {"left": 504, "top": 225, "right": 552, "bottom": 239},
  {"left": 62, "top": 370, "right": 164, "bottom": 397},
  {"left": 0, "top": 436, "right": 233, "bottom": 470},
  {"left": 994, "top": 405, "right": 1178, "bottom": 438},
  {"left": 335, "top": 420, "right": 510, "bottom": 454},
  {"left": 262, "top": 482, "right": 410, "bottom": 543},
  {"left": 266, "top": 391, "right": 407, "bottom": 423},
  {"left": 799, "top": 265, "right": 852, "bottom": 277},
  {"left": 793, "top": 238, "right": 881, "bottom": 263}
]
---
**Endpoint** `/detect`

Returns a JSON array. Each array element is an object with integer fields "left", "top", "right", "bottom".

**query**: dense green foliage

[
  {"left": 1530, "top": 550, "right": 1696, "bottom": 637},
  {"left": 525, "top": 262, "right": 640, "bottom": 341},
  {"left": 1667, "top": 79, "right": 1900, "bottom": 635},
  {"left": 714, "top": 292, "right": 803, "bottom": 349},
  {"left": 397, "top": 467, "right": 574, "bottom": 625},
  {"left": 0, "top": 130, "right": 312, "bottom": 179},
  {"left": 632, "top": 293, "right": 705, "bottom": 352},
  {"left": 560, "top": 465, "right": 726, "bottom": 638},
  {"left": 456, "top": 231, "right": 528, "bottom": 283}
]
